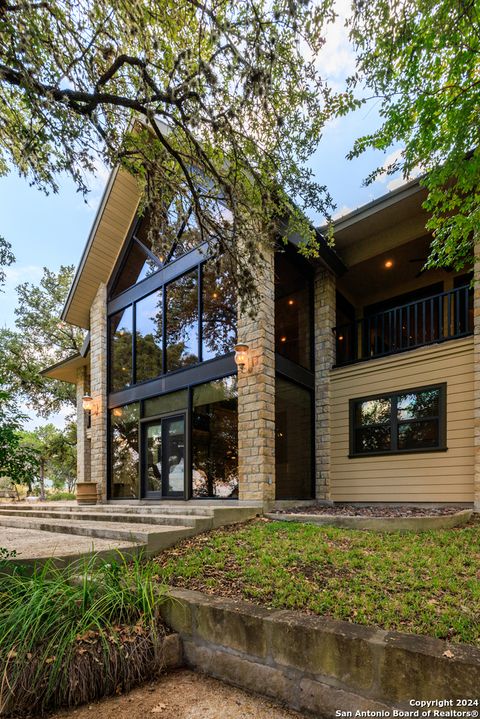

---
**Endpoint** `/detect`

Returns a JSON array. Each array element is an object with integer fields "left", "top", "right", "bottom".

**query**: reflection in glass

[
  {"left": 397, "top": 390, "right": 439, "bottom": 420},
  {"left": 110, "top": 403, "right": 139, "bottom": 498},
  {"left": 202, "top": 260, "right": 237, "bottom": 360},
  {"left": 144, "top": 389, "right": 188, "bottom": 418},
  {"left": 109, "top": 307, "right": 133, "bottom": 392},
  {"left": 166, "top": 270, "right": 199, "bottom": 371},
  {"left": 275, "top": 377, "right": 313, "bottom": 500},
  {"left": 165, "top": 417, "right": 185, "bottom": 495},
  {"left": 192, "top": 377, "right": 238, "bottom": 498},
  {"left": 146, "top": 422, "right": 162, "bottom": 493},
  {"left": 355, "top": 426, "right": 391, "bottom": 454},
  {"left": 398, "top": 421, "right": 438, "bottom": 449},
  {"left": 274, "top": 253, "right": 312, "bottom": 369},
  {"left": 356, "top": 398, "right": 391, "bottom": 425},
  {"left": 135, "top": 290, "right": 163, "bottom": 383}
]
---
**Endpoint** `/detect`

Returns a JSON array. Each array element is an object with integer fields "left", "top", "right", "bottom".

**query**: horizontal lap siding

[{"left": 330, "top": 338, "right": 474, "bottom": 502}]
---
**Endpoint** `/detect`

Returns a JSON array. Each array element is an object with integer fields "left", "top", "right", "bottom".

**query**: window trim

[{"left": 348, "top": 383, "right": 447, "bottom": 458}]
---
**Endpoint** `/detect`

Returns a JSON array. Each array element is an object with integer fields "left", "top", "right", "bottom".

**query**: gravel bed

[{"left": 274, "top": 504, "right": 466, "bottom": 517}]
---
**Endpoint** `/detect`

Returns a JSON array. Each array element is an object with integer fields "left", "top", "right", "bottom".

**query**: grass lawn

[{"left": 155, "top": 517, "right": 480, "bottom": 646}]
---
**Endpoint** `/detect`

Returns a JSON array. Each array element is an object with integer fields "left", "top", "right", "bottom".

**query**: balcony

[{"left": 334, "top": 285, "right": 473, "bottom": 367}]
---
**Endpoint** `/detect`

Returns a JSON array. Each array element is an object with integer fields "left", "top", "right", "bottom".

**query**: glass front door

[{"left": 143, "top": 414, "right": 186, "bottom": 498}]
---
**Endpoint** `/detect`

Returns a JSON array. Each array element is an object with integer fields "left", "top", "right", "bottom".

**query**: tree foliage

[
  {"left": 348, "top": 0, "right": 480, "bottom": 271},
  {"left": 0, "top": 265, "right": 84, "bottom": 416},
  {"left": 0, "top": 390, "right": 39, "bottom": 489},
  {"left": 20, "top": 423, "right": 77, "bottom": 494},
  {"left": 0, "top": 0, "right": 353, "bottom": 305},
  {"left": 0, "top": 236, "right": 14, "bottom": 291}
]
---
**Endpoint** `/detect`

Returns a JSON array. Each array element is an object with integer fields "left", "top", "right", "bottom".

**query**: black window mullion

[
  {"left": 132, "top": 301, "right": 137, "bottom": 386},
  {"left": 198, "top": 264, "right": 203, "bottom": 363},
  {"left": 391, "top": 394, "right": 398, "bottom": 451},
  {"left": 162, "top": 284, "right": 167, "bottom": 375}
]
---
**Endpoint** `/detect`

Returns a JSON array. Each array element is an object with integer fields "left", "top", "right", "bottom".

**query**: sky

[{"left": 0, "top": 1, "right": 405, "bottom": 430}]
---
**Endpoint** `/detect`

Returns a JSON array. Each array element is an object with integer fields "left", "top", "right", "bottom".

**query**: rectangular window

[
  {"left": 274, "top": 253, "right": 312, "bottom": 370},
  {"left": 202, "top": 260, "right": 237, "bottom": 361},
  {"left": 165, "top": 269, "right": 199, "bottom": 371},
  {"left": 350, "top": 384, "right": 446, "bottom": 457},
  {"left": 135, "top": 289, "right": 163, "bottom": 383},
  {"left": 109, "top": 306, "right": 133, "bottom": 392},
  {"left": 110, "top": 402, "right": 140, "bottom": 498},
  {"left": 192, "top": 377, "right": 238, "bottom": 498}
]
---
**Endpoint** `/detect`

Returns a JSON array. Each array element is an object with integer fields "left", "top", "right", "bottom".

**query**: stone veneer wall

[
  {"left": 89, "top": 283, "right": 108, "bottom": 501},
  {"left": 474, "top": 244, "right": 480, "bottom": 512},
  {"left": 314, "top": 267, "right": 336, "bottom": 501},
  {"left": 237, "top": 245, "right": 276, "bottom": 504},
  {"left": 75, "top": 367, "right": 91, "bottom": 483}
]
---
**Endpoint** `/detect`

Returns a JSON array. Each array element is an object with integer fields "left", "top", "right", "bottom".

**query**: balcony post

[
  {"left": 314, "top": 267, "right": 336, "bottom": 501},
  {"left": 474, "top": 244, "right": 480, "bottom": 512}
]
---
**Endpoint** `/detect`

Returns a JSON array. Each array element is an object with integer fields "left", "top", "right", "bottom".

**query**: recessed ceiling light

[
  {"left": 288, "top": 299, "right": 294, "bottom": 306},
  {"left": 280, "top": 336, "right": 287, "bottom": 343},
  {"left": 384, "top": 259, "right": 394, "bottom": 269}
]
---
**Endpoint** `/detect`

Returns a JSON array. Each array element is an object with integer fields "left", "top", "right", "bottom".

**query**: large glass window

[
  {"left": 135, "top": 290, "right": 163, "bottom": 383},
  {"left": 351, "top": 384, "right": 446, "bottom": 456},
  {"left": 109, "top": 307, "right": 133, "bottom": 392},
  {"left": 275, "top": 377, "right": 313, "bottom": 500},
  {"left": 275, "top": 253, "right": 312, "bottom": 369},
  {"left": 110, "top": 402, "right": 140, "bottom": 498},
  {"left": 166, "top": 270, "right": 199, "bottom": 371},
  {"left": 144, "top": 389, "right": 188, "bottom": 418},
  {"left": 192, "top": 377, "right": 238, "bottom": 498},
  {"left": 202, "top": 260, "right": 237, "bottom": 360}
]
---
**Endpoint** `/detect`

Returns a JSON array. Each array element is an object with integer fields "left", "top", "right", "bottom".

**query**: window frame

[{"left": 348, "top": 383, "right": 447, "bottom": 458}]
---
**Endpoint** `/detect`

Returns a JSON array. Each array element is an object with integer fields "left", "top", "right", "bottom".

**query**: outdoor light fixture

[
  {"left": 112, "top": 407, "right": 123, "bottom": 418},
  {"left": 82, "top": 395, "right": 97, "bottom": 414},
  {"left": 234, "top": 343, "right": 251, "bottom": 373}
]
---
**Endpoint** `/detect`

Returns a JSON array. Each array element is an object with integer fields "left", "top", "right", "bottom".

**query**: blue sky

[{"left": 0, "top": 3, "right": 404, "bottom": 429}]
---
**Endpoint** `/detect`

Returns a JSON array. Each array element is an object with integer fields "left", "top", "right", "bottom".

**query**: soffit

[{"left": 62, "top": 167, "right": 141, "bottom": 329}]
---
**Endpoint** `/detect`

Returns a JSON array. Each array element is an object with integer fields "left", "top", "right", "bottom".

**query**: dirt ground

[{"left": 51, "top": 669, "right": 307, "bottom": 719}]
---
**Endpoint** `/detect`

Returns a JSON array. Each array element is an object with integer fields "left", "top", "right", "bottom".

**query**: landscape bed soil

[
  {"left": 49, "top": 668, "right": 305, "bottom": 719},
  {"left": 275, "top": 504, "right": 465, "bottom": 516},
  {"left": 155, "top": 517, "right": 480, "bottom": 646}
]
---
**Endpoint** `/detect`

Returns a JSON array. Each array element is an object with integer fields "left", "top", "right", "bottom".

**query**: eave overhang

[{"left": 61, "top": 166, "right": 141, "bottom": 330}]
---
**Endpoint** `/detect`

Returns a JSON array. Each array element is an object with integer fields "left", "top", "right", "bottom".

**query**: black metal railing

[{"left": 334, "top": 285, "right": 473, "bottom": 366}]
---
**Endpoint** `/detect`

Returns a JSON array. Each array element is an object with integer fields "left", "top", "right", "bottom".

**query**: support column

[
  {"left": 474, "top": 244, "right": 480, "bottom": 512},
  {"left": 75, "top": 366, "right": 91, "bottom": 484},
  {"left": 314, "top": 267, "right": 336, "bottom": 501},
  {"left": 237, "top": 245, "right": 276, "bottom": 505},
  {"left": 90, "top": 283, "right": 108, "bottom": 502}
]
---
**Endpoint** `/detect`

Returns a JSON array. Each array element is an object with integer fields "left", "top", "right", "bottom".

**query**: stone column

[
  {"left": 75, "top": 366, "right": 91, "bottom": 484},
  {"left": 314, "top": 267, "right": 336, "bottom": 501},
  {"left": 474, "top": 243, "right": 480, "bottom": 512},
  {"left": 237, "top": 245, "right": 276, "bottom": 506},
  {"left": 90, "top": 283, "right": 108, "bottom": 502}
]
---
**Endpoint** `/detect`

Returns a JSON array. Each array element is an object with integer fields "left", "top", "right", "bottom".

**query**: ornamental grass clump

[{"left": 0, "top": 552, "right": 169, "bottom": 716}]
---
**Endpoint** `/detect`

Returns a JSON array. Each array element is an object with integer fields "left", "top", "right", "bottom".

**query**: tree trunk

[{"left": 39, "top": 460, "right": 46, "bottom": 501}]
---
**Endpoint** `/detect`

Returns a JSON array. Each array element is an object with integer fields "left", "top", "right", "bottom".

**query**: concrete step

[
  {"left": 0, "top": 503, "right": 216, "bottom": 516},
  {"left": 0, "top": 515, "right": 196, "bottom": 553},
  {"left": 0, "top": 508, "right": 212, "bottom": 530}
]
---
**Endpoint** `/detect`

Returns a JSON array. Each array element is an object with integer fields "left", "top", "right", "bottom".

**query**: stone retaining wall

[{"left": 160, "top": 588, "right": 480, "bottom": 716}]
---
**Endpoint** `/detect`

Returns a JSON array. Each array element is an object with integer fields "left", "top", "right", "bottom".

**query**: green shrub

[
  {"left": 45, "top": 491, "right": 76, "bottom": 501},
  {"left": 0, "top": 553, "right": 168, "bottom": 715}
]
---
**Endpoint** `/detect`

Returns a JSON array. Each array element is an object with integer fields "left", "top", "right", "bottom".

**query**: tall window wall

[
  {"left": 274, "top": 249, "right": 315, "bottom": 500},
  {"left": 108, "top": 257, "right": 237, "bottom": 393},
  {"left": 109, "top": 377, "right": 237, "bottom": 500}
]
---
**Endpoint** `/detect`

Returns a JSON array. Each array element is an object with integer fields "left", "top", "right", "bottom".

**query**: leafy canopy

[
  {"left": 0, "top": 0, "right": 353, "bottom": 304},
  {"left": 348, "top": 0, "right": 480, "bottom": 271},
  {"left": 0, "top": 265, "right": 84, "bottom": 416}
]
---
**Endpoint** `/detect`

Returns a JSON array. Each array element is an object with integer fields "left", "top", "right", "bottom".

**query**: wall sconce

[
  {"left": 234, "top": 343, "right": 251, "bottom": 373},
  {"left": 82, "top": 395, "right": 98, "bottom": 415}
]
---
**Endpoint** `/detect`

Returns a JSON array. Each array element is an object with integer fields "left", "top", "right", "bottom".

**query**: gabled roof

[{"left": 62, "top": 167, "right": 141, "bottom": 329}]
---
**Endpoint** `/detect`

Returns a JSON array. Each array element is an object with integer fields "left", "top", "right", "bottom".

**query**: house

[{"left": 43, "top": 167, "right": 480, "bottom": 510}]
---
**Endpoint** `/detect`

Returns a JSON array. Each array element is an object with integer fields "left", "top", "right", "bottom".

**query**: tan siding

[{"left": 330, "top": 337, "right": 474, "bottom": 502}]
